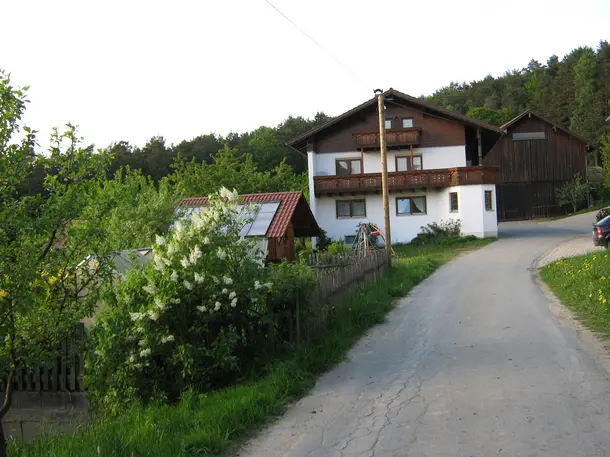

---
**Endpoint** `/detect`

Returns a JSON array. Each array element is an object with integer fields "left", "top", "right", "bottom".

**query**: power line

[{"left": 262, "top": 0, "right": 370, "bottom": 89}]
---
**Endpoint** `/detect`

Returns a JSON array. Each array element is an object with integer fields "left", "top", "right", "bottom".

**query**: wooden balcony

[
  {"left": 313, "top": 166, "right": 500, "bottom": 196},
  {"left": 353, "top": 128, "right": 421, "bottom": 148}
]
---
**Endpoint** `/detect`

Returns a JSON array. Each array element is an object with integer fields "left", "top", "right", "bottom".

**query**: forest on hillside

[
  {"left": 23, "top": 41, "right": 610, "bottom": 199},
  {"left": 426, "top": 41, "right": 610, "bottom": 144}
]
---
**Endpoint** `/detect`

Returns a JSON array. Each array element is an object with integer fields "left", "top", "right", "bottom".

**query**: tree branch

[
  {"left": 0, "top": 369, "right": 15, "bottom": 421},
  {"left": 38, "top": 229, "right": 58, "bottom": 262}
]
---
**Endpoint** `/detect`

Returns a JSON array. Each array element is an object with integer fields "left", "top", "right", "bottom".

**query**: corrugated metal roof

[{"left": 179, "top": 191, "right": 319, "bottom": 238}]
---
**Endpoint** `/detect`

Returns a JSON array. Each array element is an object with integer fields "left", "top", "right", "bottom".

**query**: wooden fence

[
  {"left": 0, "top": 324, "right": 86, "bottom": 393},
  {"left": 289, "top": 249, "right": 388, "bottom": 344}
]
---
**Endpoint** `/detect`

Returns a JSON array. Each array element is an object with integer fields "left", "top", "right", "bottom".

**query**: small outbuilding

[{"left": 179, "top": 191, "right": 321, "bottom": 262}]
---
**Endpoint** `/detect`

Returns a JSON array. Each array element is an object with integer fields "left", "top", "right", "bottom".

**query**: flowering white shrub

[{"left": 87, "top": 188, "right": 272, "bottom": 409}]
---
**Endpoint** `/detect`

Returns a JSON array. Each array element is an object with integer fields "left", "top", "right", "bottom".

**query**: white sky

[{"left": 3, "top": 0, "right": 609, "bottom": 152}]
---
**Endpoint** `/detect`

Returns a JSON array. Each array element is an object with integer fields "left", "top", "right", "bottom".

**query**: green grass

[
  {"left": 549, "top": 197, "right": 610, "bottom": 221},
  {"left": 9, "top": 239, "right": 492, "bottom": 457},
  {"left": 541, "top": 251, "right": 610, "bottom": 336}
]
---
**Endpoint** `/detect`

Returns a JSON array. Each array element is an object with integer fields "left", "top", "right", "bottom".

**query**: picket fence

[
  {"left": 288, "top": 249, "right": 388, "bottom": 344},
  {"left": 0, "top": 324, "right": 86, "bottom": 393}
]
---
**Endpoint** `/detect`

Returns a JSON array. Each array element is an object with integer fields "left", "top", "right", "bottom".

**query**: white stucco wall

[
  {"left": 313, "top": 184, "right": 497, "bottom": 244},
  {"left": 453, "top": 184, "right": 498, "bottom": 238},
  {"left": 481, "top": 184, "right": 498, "bottom": 238},
  {"left": 313, "top": 146, "right": 467, "bottom": 176}
]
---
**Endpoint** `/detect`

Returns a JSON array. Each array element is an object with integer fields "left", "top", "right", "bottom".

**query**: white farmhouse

[{"left": 288, "top": 89, "right": 503, "bottom": 245}]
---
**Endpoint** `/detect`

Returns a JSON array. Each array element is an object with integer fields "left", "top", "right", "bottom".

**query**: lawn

[
  {"left": 9, "top": 238, "right": 493, "bottom": 457},
  {"left": 541, "top": 251, "right": 610, "bottom": 337}
]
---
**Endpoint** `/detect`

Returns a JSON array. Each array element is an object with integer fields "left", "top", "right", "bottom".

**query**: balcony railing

[
  {"left": 313, "top": 166, "right": 500, "bottom": 196},
  {"left": 353, "top": 128, "right": 421, "bottom": 148}
]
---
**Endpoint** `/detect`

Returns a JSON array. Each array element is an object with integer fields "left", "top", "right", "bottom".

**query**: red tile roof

[{"left": 179, "top": 191, "right": 320, "bottom": 238}]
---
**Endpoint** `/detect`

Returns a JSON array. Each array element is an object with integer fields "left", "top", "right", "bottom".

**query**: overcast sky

[{"left": 3, "top": 0, "right": 609, "bottom": 151}]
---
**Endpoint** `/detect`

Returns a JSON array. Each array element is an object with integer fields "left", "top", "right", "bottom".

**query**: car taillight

[{"left": 596, "top": 226, "right": 603, "bottom": 236}]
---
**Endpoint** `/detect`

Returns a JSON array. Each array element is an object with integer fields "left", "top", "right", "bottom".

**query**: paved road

[{"left": 241, "top": 212, "right": 610, "bottom": 457}]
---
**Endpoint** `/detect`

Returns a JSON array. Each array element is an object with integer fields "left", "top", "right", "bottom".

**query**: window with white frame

[
  {"left": 385, "top": 119, "right": 392, "bottom": 130},
  {"left": 402, "top": 118, "right": 414, "bottom": 128}
]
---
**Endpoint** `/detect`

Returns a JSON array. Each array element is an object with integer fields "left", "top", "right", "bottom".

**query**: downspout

[{"left": 477, "top": 128, "right": 483, "bottom": 166}]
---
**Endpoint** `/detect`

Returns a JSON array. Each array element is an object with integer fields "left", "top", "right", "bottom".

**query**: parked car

[
  {"left": 593, "top": 215, "right": 610, "bottom": 247},
  {"left": 596, "top": 207, "right": 610, "bottom": 222}
]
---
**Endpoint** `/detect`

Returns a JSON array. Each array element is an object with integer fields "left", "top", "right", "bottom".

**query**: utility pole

[{"left": 375, "top": 89, "right": 392, "bottom": 269}]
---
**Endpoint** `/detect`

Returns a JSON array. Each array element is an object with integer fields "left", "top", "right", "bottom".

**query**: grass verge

[
  {"left": 541, "top": 251, "right": 610, "bottom": 336},
  {"left": 9, "top": 238, "right": 493, "bottom": 457},
  {"left": 550, "top": 198, "right": 610, "bottom": 221}
]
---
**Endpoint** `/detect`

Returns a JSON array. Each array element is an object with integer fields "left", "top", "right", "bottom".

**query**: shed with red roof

[{"left": 179, "top": 191, "right": 320, "bottom": 262}]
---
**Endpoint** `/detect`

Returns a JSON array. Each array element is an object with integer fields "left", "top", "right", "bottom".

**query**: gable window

[
  {"left": 396, "top": 196, "right": 427, "bottom": 215},
  {"left": 396, "top": 155, "right": 423, "bottom": 172},
  {"left": 385, "top": 119, "right": 392, "bottom": 130},
  {"left": 512, "top": 132, "right": 546, "bottom": 141},
  {"left": 449, "top": 192, "right": 459, "bottom": 212},
  {"left": 336, "top": 159, "right": 362, "bottom": 176},
  {"left": 402, "top": 118, "right": 414, "bottom": 128},
  {"left": 485, "top": 190, "right": 494, "bottom": 211},
  {"left": 336, "top": 200, "right": 366, "bottom": 218}
]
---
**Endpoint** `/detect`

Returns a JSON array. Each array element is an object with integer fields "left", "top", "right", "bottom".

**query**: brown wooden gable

[
  {"left": 483, "top": 113, "right": 587, "bottom": 183},
  {"left": 314, "top": 103, "right": 466, "bottom": 153}
]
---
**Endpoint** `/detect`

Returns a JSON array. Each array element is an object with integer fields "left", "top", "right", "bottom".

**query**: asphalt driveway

[{"left": 241, "top": 212, "right": 610, "bottom": 457}]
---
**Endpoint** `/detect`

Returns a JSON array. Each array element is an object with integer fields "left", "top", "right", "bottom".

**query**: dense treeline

[
  {"left": 427, "top": 41, "right": 610, "bottom": 144},
  {"left": 106, "top": 113, "right": 331, "bottom": 182}
]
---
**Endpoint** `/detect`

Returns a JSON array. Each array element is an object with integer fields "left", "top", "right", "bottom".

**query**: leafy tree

[
  {"left": 556, "top": 174, "right": 589, "bottom": 213},
  {"left": 600, "top": 133, "right": 610, "bottom": 188},
  {"left": 92, "top": 168, "right": 179, "bottom": 250},
  {"left": 466, "top": 107, "right": 517, "bottom": 126},
  {"left": 0, "top": 72, "right": 113, "bottom": 456},
  {"left": 571, "top": 47, "right": 603, "bottom": 140}
]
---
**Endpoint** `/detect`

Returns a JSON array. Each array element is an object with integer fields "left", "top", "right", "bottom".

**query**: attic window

[
  {"left": 512, "top": 132, "right": 546, "bottom": 141},
  {"left": 385, "top": 119, "right": 392, "bottom": 130}
]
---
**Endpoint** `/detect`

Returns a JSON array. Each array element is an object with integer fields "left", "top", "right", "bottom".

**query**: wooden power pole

[{"left": 375, "top": 89, "right": 392, "bottom": 269}]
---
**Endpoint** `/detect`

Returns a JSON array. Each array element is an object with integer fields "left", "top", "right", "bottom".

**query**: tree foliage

[
  {"left": 428, "top": 42, "right": 610, "bottom": 145},
  {"left": 0, "top": 72, "right": 113, "bottom": 456},
  {"left": 556, "top": 174, "right": 589, "bottom": 213}
]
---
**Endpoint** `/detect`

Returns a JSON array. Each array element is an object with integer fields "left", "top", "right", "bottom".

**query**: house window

[
  {"left": 402, "top": 118, "right": 414, "bottom": 128},
  {"left": 336, "top": 200, "right": 366, "bottom": 218},
  {"left": 396, "top": 155, "right": 423, "bottom": 172},
  {"left": 396, "top": 196, "right": 427, "bottom": 215},
  {"left": 449, "top": 192, "right": 459, "bottom": 212},
  {"left": 485, "top": 190, "right": 494, "bottom": 211},
  {"left": 336, "top": 159, "right": 362, "bottom": 176},
  {"left": 385, "top": 119, "right": 392, "bottom": 130},
  {"left": 344, "top": 235, "right": 356, "bottom": 245}
]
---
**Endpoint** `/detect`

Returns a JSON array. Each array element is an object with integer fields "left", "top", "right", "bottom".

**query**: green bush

[
  {"left": 87, "top": 188, "right": 271, "bottom": 412},
  {"left": 327, "top": 239, "right": 351, "bottom": 254}
]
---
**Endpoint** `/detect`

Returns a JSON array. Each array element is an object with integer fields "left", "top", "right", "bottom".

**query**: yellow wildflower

[{"left": 0, "top": 290, "right": 7, "bottom": 298}]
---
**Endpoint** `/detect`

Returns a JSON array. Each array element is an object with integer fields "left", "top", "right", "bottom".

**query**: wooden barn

[
  {"left": 483, "top": 110, "right": 590, "bottom": 220},
  {"left": 179, "top": 191, "right": 320, "bottom": 262}
]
